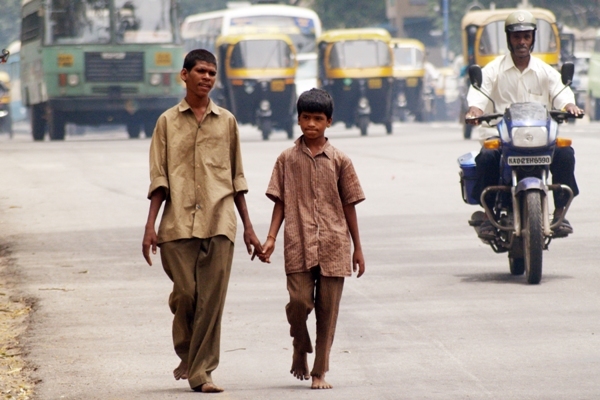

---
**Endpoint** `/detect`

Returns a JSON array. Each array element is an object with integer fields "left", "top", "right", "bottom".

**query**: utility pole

[{"left": 443, "top": 0, "right": 449, "bottom": 66}]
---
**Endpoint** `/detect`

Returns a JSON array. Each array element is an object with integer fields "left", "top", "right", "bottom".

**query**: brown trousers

[
  {"left": 160, "top": 236, "right": 234, "bottom": 389},
  {"left": 286, "top": 267, "right": 344, "bottom": 377}
]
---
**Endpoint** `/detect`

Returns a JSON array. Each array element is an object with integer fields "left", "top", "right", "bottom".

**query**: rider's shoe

[
  {"left": 477, "top": 219, "right": 496, "bottom": 240},
  {"left": 552, "top": 217, "right": 573, "bottom": 238}
]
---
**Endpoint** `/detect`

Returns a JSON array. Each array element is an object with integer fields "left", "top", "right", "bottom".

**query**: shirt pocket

[{"left": 527, "top": 89, "right": 544, "bottom": 104}]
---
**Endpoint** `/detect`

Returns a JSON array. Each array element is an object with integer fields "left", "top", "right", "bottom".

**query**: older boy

[
  {"left": 258, "top": 88, "right": 365, "bottom": 389},
  {"left": 142, "top": 49, "right": 262, "bottom": 393}
]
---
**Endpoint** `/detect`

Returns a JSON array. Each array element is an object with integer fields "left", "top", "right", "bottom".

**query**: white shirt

[{"left": 467, "top": 54, "right": 575, "bottom": 114}]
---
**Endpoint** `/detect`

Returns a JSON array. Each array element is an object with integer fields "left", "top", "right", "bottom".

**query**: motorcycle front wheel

[{"left": 523, "top": 191, "right": 544, "bottom": 284}]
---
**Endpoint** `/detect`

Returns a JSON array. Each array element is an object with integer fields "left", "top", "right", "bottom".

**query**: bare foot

[
  {"left": 173, "top": 361, "right": 188, "bottom": 380},
  {"left": 311, "top": 374, "right": 332, "bottom": 389},
  {"left": 192, "top": 383, "right": 224, "bottom": 393},
  {"left": 290, "top": 349, "right": 310, "bottom": 381}
]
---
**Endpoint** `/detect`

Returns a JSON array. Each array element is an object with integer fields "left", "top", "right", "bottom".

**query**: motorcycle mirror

[
  {"left": 560, "top": 62, "right": 574, "bottom": 86},
  {"left": 468, "top": 65, "right": 483, "bottom": 89},
  {"left": 0, "top": 49, "right": 9, "bottom": 64}
]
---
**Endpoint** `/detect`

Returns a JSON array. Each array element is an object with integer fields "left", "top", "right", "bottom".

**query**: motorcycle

[{"left": 458, "top": 62, "right": 583, "bottom": 284}]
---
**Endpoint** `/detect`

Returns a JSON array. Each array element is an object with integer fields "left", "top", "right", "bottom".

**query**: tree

[
  {"left": 0, "top": 0, "right": 20, "bottom": 49},
  {"left": 312, "top": 0, "right": 387, "bottom": 29}
]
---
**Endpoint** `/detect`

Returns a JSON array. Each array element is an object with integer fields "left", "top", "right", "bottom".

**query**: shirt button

[{"left": 196, "top": 204, "right": 201, "bottom": 210}]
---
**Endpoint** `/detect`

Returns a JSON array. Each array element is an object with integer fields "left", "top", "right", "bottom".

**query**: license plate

[
  {"left": 406, "top": 77, "right": 418, "bottom": 87},
  {"left": 368, "top": 78, "right": 382, "bottom": 89},
  {"left": 270, "top": 80, "right": 285, "bottom": 92},
  {"left": 507, "top": 156, "right": 551, "bottom": 166}
]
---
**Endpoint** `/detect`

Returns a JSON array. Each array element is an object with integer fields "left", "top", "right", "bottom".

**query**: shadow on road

[{"left": 455, "top": 272, "right": 574, "bottom": 284}]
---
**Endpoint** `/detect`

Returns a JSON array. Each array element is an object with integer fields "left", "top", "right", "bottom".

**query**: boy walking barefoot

[{"left": 257, "top": 88, "right": 365, "bottom": 389}]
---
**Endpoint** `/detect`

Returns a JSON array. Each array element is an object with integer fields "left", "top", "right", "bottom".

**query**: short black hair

[
  {"left": 183, "top": 49, "right": 217, "bottom": 71},
  {"left": 297, "top": 88, "right": 334, "bottom": 119}
]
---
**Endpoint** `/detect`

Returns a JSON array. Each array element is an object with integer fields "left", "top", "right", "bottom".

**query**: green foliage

[
  {"left": 312, "top": 0, "right": 387, "bottom": 30},
  {"left": 178, "top": 0, "right": 230, "bottom": 19},
  {"left": 0, "top": 0, "right": 20, "bottom": 49}
]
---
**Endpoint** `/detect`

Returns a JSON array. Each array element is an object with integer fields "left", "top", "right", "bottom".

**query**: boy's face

[
  {"left": 298, "top": 111, "right": 331, "bottom": 140},
  {"left": 181, "top": 60, "right": 217, "bottom": 98}
]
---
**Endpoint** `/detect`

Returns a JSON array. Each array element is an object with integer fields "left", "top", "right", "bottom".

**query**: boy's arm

[
  {"left": 234, "top": 192, "right": 263, "bottom": 258},
  {"left": 143, "top": 188, "right": 166, "bottom": 266},
  {"left": 343, "top": 203, "right": 365, "bottom": 277},
  {"left": 258, "top": 199, "right": 284, "bottom": 263}
]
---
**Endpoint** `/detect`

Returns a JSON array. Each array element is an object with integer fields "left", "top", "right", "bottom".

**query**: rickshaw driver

[{"left": 465, "top": 10, "right": 583, "bottom": 239}]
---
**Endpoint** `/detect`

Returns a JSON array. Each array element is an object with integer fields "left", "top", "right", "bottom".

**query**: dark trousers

[
  {"left": 473, "top": 146, "right": 579, "bottom": 210},
  {"left": 286, "top": 267, "right": 345, "bottom": 377},
  {"left": 160, "top": 236, "right": 234, "bottom": 389}
]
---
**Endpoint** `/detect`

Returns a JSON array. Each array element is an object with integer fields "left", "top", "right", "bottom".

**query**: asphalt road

[{"left": 1, "top": 119, "right": 599, "bottom": 399}]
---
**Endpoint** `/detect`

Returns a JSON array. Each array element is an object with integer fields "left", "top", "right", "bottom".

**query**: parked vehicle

[
  {"left": 0, "top": 70, "right": 12, "bottom": 137},
  {"left": 459, "top": 7, "right": 560, "bottom": 139},
  {"left": 586, "top": 29, "right": 600, "bottom": 119},
  {"left": 458, "top": 63, "right": 582, "bottom": 284},
  {"left": 390, "top": 38, "right": 425, "bottom": 122},
  {"left": 317, "top": 28, "right": 393, "bottom": 136},
  {"left": 214, "top": 33, "right": 298, "bottom": 140}
]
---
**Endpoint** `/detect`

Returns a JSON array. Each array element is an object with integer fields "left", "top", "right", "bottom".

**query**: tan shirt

[
  {"left": 148, "top": 98, "right": 248, "bottom": 244},
  {"left": 467, "top": 54, "right": 576, "bottom": 113},
  {"left": 266, "top": 137, "right": 365, "bottom": 277}
]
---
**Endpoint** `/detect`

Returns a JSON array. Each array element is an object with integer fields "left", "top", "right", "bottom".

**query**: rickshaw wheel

[
  {"left": 358, "top": 116, "right": 369, "bottom": 136},
  {"left": 385, "top": 120, "right": 393, "bottom": 135},
  {"left": 260, "top": 119, "right": 272, "bottom": 141},
  {"left": 285, "top": 120, "right": 294, "bottom": 139}
]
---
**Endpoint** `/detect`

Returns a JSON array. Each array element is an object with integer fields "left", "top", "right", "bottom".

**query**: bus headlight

[
  {"left": 150, "top": 73, "right": 161, "bottom": 86},
  {"left": 68, "top": 74, "right": 79, "bottom": 86}
]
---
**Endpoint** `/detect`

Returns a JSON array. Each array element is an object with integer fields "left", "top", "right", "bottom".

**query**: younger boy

[{"left": 258, "top": 88, "right": 365, "bottom": 389}]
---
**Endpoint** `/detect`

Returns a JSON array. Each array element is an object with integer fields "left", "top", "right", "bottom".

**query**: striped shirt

[
  {"left": 266, "top": 137, "right": 365, "bottom": 277},
  {"left": 148, "top": 98, "right": 248, "bottom": 244}
]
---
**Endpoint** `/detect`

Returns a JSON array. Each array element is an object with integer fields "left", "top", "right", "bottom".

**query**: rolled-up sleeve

[
  {"left": 147, "top": 114, "right": 170, "bottom": 199},
  {"left": 338, "top": 157, "right": 365, "bottom": 206},
  {"left": 230, "top": 119, "right": 248, "bottom": 194},
  {"left": 266, "top": 156, "right": 284, "bottom": 203}
]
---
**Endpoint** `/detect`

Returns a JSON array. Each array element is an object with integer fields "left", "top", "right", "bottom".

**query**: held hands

[
  {"left": 465, "top": 106, "right": 484, "bottom": 125},
  {"left": 244, "top": 226, "right": 264, "bottom": 259},
  {"left": 252, "top": 235, "right": 275, "bottom": 263}
]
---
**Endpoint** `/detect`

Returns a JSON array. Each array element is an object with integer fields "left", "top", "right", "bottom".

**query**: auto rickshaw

[
  {"left": 390, "top": 38, "right": 426, "bottom": 122},
  {"left": 459, "top": 7, "right": 560, "bottom": 138},
  {"left": 317, "top": 28, "right": 394, "bottom": 135},
  {"left": 0, "top": 70, "right": 12, "bottom": 137},
  {"left": 214, "top": 33, "right": 298, "bottom": 140}
]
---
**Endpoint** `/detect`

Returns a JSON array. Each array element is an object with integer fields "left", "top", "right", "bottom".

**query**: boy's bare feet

[
  {"left": 290, "top": 349, "right": 310, "bottom": 380},
  {"left": 192, "top": 383, "right": 224, "bottom": 393},
  {"left": 173, "top": 361, "right": 188, "bottom": 380},
  {"left": 311, "top": 374, "right": 332, "bottom": 389}
]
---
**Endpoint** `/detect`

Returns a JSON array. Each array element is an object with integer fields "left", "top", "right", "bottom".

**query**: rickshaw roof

[
  {"left": 461, "top": 8, "right": 556, "bottom": 29},
  {"left": 390, "top": 38, "right": 425, "bottom": 51},
  {"left": 216, "top": 33, "right": 296, "bottom": 47},
  {"left": 318, "top": 28, "right": 391, "bottom": 43}
]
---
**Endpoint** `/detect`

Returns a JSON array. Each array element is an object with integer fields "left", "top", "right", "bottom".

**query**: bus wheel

[
  {"left": 127, "top": 121, "right": 142, "bottom": 139},
  {"left": 143, "top": 114, "right": 160, "bottom": 138},
  {"left": 32, "top": 104, "right": 47, "bottom": 141},
  {"left": 49, "top": 110, "right": 66, "bottom": 141}
]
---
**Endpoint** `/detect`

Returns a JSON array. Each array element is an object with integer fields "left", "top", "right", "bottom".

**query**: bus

[
  {"left": 20, "top": 0, "right": 184, "bottom": 141},
  {"left": 587, "top": 29, "right": 600, "bottom": 120},
  {"left": 181, "top": 3, "right": 321, "bottom": 96}
]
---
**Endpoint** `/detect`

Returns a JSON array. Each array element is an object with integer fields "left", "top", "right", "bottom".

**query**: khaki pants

[
  {"left": 160, "top": 236, "right": 234, "bottom": 389},
  {"left": 286, "top": 267, "right": 344, "bottom": 377}
]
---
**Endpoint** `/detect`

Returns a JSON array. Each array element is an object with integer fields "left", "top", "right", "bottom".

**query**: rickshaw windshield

[
  {"left": 329, "top": 40, "right": 390, "bottom": 68},
  {"left": 479, "top": 19, "right": 557, "bottom": 55},
  {"left": 229, "top": 40, "right": 294, "bottom": 69},
  {"left": 393, "top": 47, "right": 424, "bottom": 69}
]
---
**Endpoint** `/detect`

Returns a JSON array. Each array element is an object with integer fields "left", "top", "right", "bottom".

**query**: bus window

[
  {"left": 116, "top": 0, "right": 174, "bottom": 44},
  {"left": 46, "top": 0, "right": 110, "bottom": 44}
]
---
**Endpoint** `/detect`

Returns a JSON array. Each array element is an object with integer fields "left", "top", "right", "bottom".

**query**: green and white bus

[{"left": 20, "top": 0, "right": 184, "bottom": 140}]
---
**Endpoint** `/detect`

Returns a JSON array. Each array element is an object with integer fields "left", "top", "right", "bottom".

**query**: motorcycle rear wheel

[
  {"left": 509, "top": 257, "right": 525, "bottom": 275},
  {"left": 523, "top": 191, "right": 544, "bottom": 284}
]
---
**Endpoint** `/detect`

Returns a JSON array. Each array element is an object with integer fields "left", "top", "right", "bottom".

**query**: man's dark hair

[
  {"left": 297, "top": 88, "right": 334, "bottom": 119},
  {"left": 183, "top": 49, "right": 217, "bottom": 71}
]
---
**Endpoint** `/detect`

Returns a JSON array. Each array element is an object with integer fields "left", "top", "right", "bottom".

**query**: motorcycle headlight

[
  {"left": 259, "top": 100, "right": 271, "bottom": 111},
  {"left": 512, "top": 127, "right": 548, "bottom": 147},
  {"left": 358, "top": 97, "right": 369, "bottom": 109}
]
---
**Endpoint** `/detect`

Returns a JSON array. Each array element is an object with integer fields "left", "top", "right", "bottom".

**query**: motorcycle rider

[{"left": 465, "top": 10, "right": 582, "bottom": 239}]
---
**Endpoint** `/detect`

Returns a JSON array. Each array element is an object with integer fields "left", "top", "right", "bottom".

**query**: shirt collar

[
  {"left": 501, "top": 53, "right": 540, "bottom": 73},
  {"left": 295, "top": 135, "right": 332, "bottom": 158},
  {"left": 178, "top": 97, "right": 221, "bottom": 116}
]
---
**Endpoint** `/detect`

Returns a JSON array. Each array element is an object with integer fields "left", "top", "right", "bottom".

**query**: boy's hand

[
  {"left": 142, "top": 225, "right": 158, "bottom": 266},
  {"left": 352, "top": 248, "right": 365, "bottom": 278},
  {"left": 255, "top": 237, "right": 276, "bottom": 263},
  {"left": 244, "top": 227, "right": 263, "bottom": 259}
]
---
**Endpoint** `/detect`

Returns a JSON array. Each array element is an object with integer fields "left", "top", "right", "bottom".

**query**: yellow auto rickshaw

[
  {"left": 0, "top": 70, "right": 12, "bottom": 137},
  {"left": 214, "top": 33, "right": 298, "bottom": 140},
  {"left": 317, "top": 28, "right": 394, "bottom": 135},
  {"left": 459, "top": 7, "right": 560, "bottom": 138},
  {"left": 390, "top": 38, "right": 426, "bottom": 122}
]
